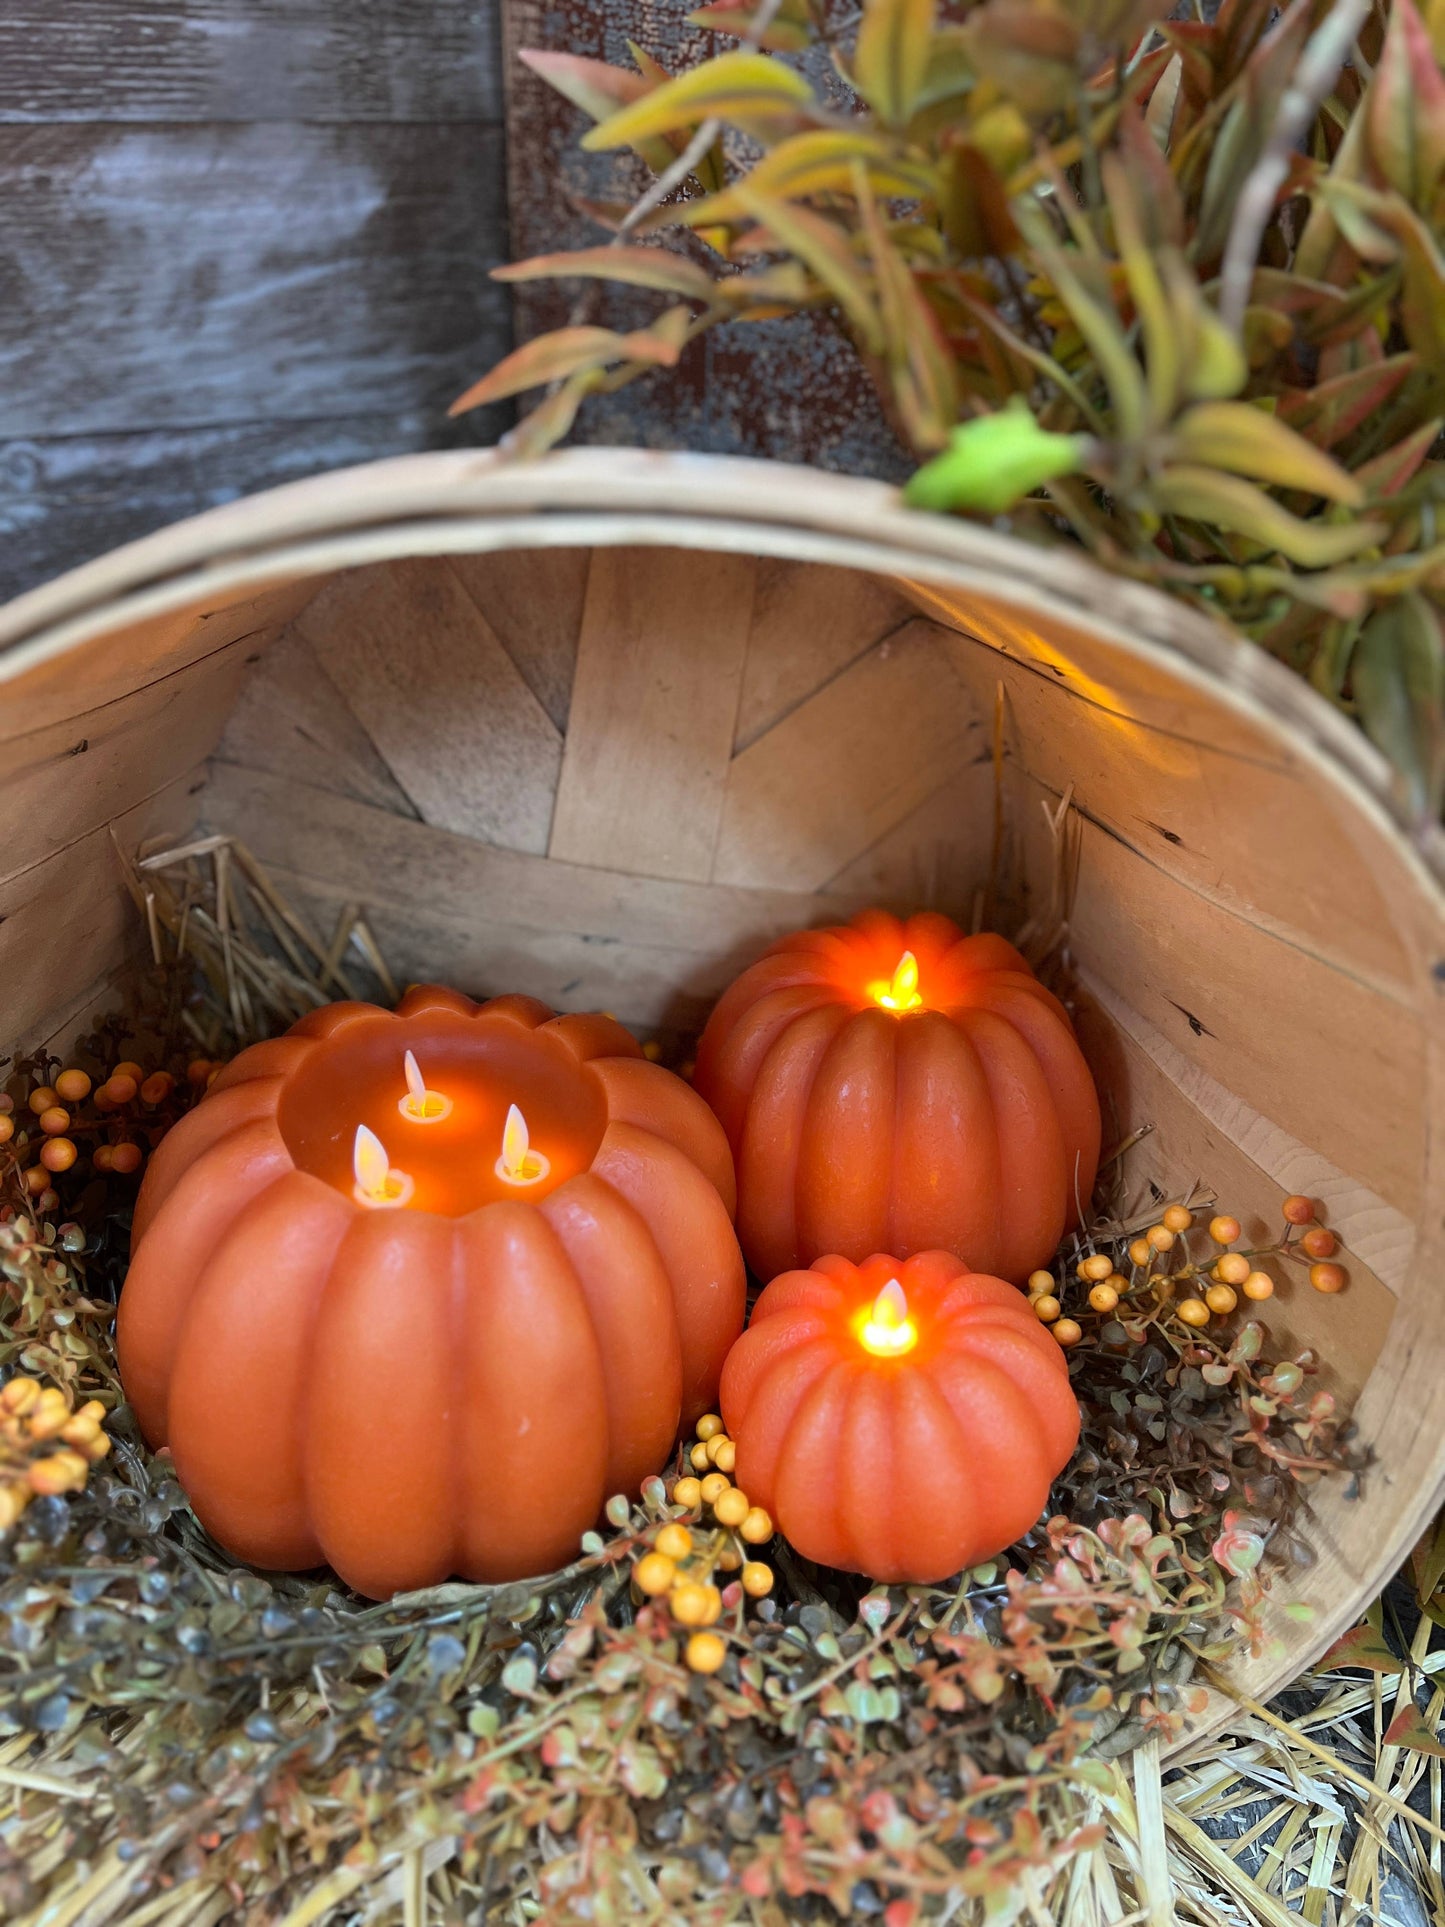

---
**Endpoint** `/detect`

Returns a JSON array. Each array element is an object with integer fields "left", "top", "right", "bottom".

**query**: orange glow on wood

[{"left": 858, "top": 1277, "right": 917, "bottom": 1355}]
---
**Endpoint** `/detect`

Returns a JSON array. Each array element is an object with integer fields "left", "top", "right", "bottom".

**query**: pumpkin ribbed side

[
  {"left": 695, "top": 912, "right": 1101, "bottom": 1282},
  {"left": 116, "top": 988, "right": 745, "bottom": 1598},
  {"left": 721, "top": 1252, "right": 1080, "bottom": 1584}
]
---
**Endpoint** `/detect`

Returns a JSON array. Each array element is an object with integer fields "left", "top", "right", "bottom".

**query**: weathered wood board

[
  {"left": 0, "top": 416, "right": 492, "bottom": 610},
  {"left": 447, "top": 548, "right": 591, "bottom": 735},
  {"left": 0, "top": 125, "right": 508, "bottom": 441},
  {"left": 216, "top": 625, "right": 421, "bottom": 819},
  {"left": 0, "top": 580, "right": 317, "bottom": 738},
  {"left": 203, "top": 552, "right": 989, "bottom": 1024},
  {"left": 549, "top": 549, "right": 757, "bottom": 882},
  {"left": 297, "top": 558, "right": 563, "bottom": 853},
  {"left": 1, "top": 643, "right": 255, "bottom": 887},
  {"left": 0, "top": 5, "right": 511, "bottom": 603},
  {"left": 917, "top": 591, "right": 1420, "bottom": 991},
  {"left": 0, "top": 0, "right": 907, "bottom": 606},
  {"left": 0, "top": 774, "right": 207, "bottom": 1053},
  {"left": 0, "top": 1, "right": 502, "bottom": 123}
]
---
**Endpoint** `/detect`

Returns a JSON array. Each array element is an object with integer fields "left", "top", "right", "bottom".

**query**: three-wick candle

[{"left": 116, "top": 985, "right": 745, "bottom": 1599}]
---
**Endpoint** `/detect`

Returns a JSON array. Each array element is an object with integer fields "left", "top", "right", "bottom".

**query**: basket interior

[{"left": 2, "top": 526, "right": 1437, "bottom": 1701}]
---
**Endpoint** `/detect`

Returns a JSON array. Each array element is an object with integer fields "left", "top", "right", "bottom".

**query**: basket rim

[
  {"left": 2, "top": 443, "right": 1441, "bottom": 903},
  {"left": 5, "top": 442, "right": 1445, "bottom": 1739}
]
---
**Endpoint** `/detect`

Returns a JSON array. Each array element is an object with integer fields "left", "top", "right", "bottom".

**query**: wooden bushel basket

[{"left": 3, "top": 446, "right": 1443, "bottom": 1742}]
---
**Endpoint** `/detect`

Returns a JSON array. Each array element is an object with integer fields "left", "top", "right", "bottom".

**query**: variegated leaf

[
  {"left": 733, "top": 187, "right": 885, "bottom": 353},
  {"left": 1150, "top": 466, "right": 1386, "bottom": 567},
  {"left": 1276, "top": 356, "right": 1419, "bottom": 449},
  {"left": 687, "top": 1, "right": 815, "bottom": 53},
  {"left": 518, "top": 51, "right": 676, "bottom": 176},
  {"left": 1355, "top": 421, "right": 1443, "bottom": 498},
  {"left": 581, "top": 51, "right": 817, "bottom": 152},
  {"left": 1366, "top": 0, "right": 1445, "bottom": 213},
  {"left": 854, "top": 0, "right": 937, "bottom": 127},
  {"left": 1170, "top": 402, "right": 1364, "bottom": 505},
  {"left": 1352, "top": 593, "right": 1445, "bottom": 818},
  {"left": 493, "top": 248, "right": 720, "bottom": 304},
  {"left": 450, "top": 311, "right": 691, "bottom": 416},
  {"left": 674, "top": 131, "right": 940, "bottom": 226}
]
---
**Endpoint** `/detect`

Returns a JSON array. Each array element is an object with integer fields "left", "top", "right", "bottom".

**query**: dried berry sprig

[
  {"left": 1029, "top": 1192, "right": 1351, "bottom": 1357},
  {"left": 625, "top": 1414, "right": 778, "bottom": 1671},
  {"left": 0, "top": 1210, "right": 117, "bottom": 1406},
  {"left": 2, "top": 1047, "right": 219, "bottom": 1235},
  {"left": 0, "top": 1376, "right": 111, "bottom": 1531},
  {"left": 475, "top": 0, "right": 1445, "bottom": 821}
]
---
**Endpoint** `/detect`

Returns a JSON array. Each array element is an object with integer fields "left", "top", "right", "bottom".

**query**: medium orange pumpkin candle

[
  {"left": 720, "top": 1251, "right": 1079, "bottom": 1582},
  {"left": 693, "top": 910, "right": 1100, "bottom": 1283},
  {"left": 117, "top": 986, "right": 744, "bottom": 1599}
]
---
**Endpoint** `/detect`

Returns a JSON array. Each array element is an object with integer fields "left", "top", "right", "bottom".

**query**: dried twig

[{"left": 117, "top": 833, "right": 395, "bottom": 1044}]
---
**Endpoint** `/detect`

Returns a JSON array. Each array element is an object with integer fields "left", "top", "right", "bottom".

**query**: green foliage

[
  {"left": 473, "top": 0, "right": 1445, "bottom": 821},
  {"left": 905, "top": 399, "right": 1089, "bottom": 511}
]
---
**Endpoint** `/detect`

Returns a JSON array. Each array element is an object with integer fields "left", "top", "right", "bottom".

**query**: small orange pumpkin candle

[
  {"left": 720, "top": 1251, "right": 1079, "bottom": 1583},
  {"left": 693, "top": 910, "right": 1101, "bottom": 1282},
  {"left": 117, "top": 986, "right": 745, "bottom": 1599}
]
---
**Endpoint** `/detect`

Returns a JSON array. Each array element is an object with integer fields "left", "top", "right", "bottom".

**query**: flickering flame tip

[
  {"left": 399, "top": 1048, "right": 452, "bottom": 1122},
  {"left": 859, "top": 1278, "right": 918, "bottom": 1356},
  {"left": 353, "top": 1123, "right": 413, "bottom": 1209},
  {"left": 871, "top": 949, "right": 923, "bottom": 1012},
  {"left": 496, "top": 1102, "right": 550, "bottom": 1185}
]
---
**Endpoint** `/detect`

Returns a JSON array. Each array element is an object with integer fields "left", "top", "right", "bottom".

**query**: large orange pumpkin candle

[
  {"left": 116, "top": 986, "right": 745, "bottom": 1599},
  {"left": 719, "top": 1251, "right": 1079, "bottom": 1582},
  {"left": 693, "top": 910, "right": 1101, "bottom": 1283}
]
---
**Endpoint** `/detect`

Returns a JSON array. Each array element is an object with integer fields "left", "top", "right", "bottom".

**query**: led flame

[
  {"left": 398, "top": 1048, "right": 453, "bottom": 1123},
  {"left": 869, "top": 949, "right": 923, "bottom": 1012},
  {"left": 495, "top": 1103, "right": 550, "bottom": 1186},
  {"left": 859, "top": 1278, "right": 918, "bottom": 1357},
  {"left": 352, "top": 1124, "right": 414, "bottom": 1209}
]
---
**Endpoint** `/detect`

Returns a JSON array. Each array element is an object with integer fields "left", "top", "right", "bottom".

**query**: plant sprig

[{"left": 478, "top": 0, "right": 1445, "bottom": 822}]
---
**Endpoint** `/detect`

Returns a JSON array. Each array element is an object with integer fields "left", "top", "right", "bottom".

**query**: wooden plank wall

[
  {"left": 208, "top": 550, "right": 992, "bottom": 1038},
  {"left": 0, "top": 575, "right": 317, "bottom": 1053},
  {"left": 0, "top": 2, "right": 513, "bottom": 603},
  {"left": 0, "top": 1, "right": 909, "bottom": 604}
]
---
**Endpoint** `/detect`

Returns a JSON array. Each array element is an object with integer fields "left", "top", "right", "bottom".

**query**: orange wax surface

[
  {"left": 693, "top": 909, "right": 1101, "bottom": 1283},
  {"left": 720, "top": 1251, "right": 1080, "bottom": 1583},
  {"left": 276, "top": 1008, "right": 608, "bottom": 1214},
  {"left": 116, "top": 986, "right": 745, "bottom": 1600}
]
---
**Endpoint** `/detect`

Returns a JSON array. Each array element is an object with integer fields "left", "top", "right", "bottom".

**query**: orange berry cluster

[
  {"left": 0, "top": 1055, "right": 217, "bottom": 1213},
  {"left": 0, "top": 1376, "right": 111, "bottom": 1531},
  {"left": 631, "top": 1413, "right": 775, "bottom": 1674},
  {"left": 1278, "top": 1194, "right": 1347, "bottom": 1293},
  {"left": 1029, "top": 1193, "right": 1347, "bottom": 1344}
]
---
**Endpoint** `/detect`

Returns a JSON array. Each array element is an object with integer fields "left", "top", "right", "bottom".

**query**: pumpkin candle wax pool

[
  {"left": 116, "top": 986, "right": 745, "bottom": 1600},
  {"left": 719, "top": 1251, "right": 1079, "bottom": 1584},
  {"left": 693, "top": 910, "right": 1101, "bottom": 1283}
]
